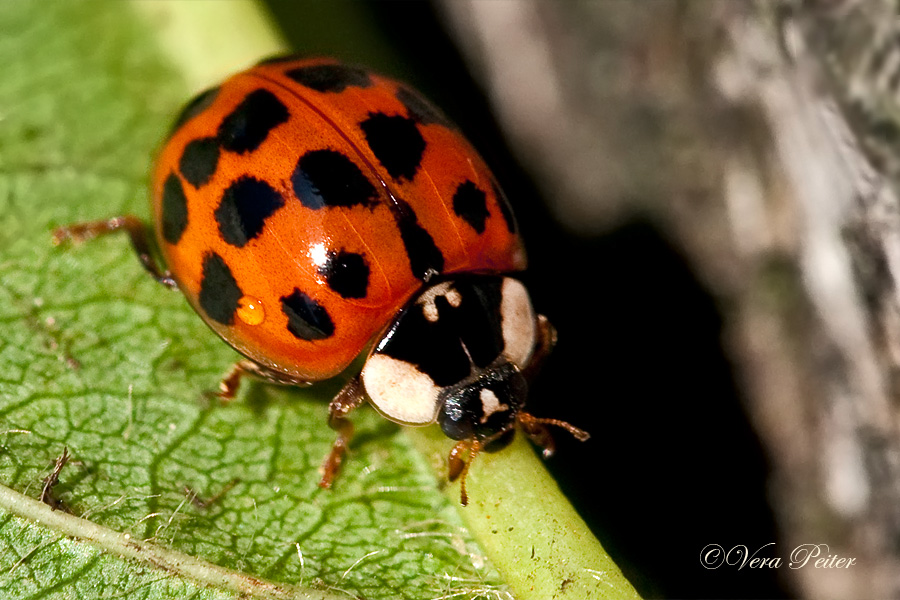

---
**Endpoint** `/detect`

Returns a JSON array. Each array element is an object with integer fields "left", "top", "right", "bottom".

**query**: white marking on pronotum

[
  {"left": 499, "top": 278, "right": 536, "bottom": 368},
  {"left": 417, "top": 281, "right": 462, "bottom": 322},
  {"left": 362, "top": 354, "right": 441, "bottom": 424},
  {"left": 479, "top": 388, "right": 509, "bottom": 423}
]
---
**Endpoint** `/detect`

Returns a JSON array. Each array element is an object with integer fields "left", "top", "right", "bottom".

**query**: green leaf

[{"left": 0, "top": 2, "right": 639, "bottom": 599}]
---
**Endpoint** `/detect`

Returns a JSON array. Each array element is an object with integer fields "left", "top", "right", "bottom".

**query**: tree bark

[{"left": 436, "top": 1, "right": 900, "bottom": 597}]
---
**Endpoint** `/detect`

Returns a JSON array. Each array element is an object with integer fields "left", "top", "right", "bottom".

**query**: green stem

[{"left": 407, "top": 427, "right": 641, "bottom": 600}]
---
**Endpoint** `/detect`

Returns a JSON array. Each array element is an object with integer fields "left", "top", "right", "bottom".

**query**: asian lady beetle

[{"left": 53, "top": 57, "right": 588, "bottom": 505}]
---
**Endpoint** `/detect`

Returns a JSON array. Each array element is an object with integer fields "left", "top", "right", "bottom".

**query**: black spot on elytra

[
  {"left": 179, "top": 137, "right": 220, "bottom": 188},
  {"left": 492, "top": 180, "right": 517, "bottom": 234},
  {"left": 396, "top": 198, "right": 444, "bottom": 279},
  {"left": 285, "top": 63, "right": 373, "bottom": 93},
  {"left": 452, "top": 180, "right": 490, "bottom": 234},
  {"left": 169, "top": 86, "right": 220, "bottom": 135},
  {"left": 396, "top": 86, "right": 453, "bottom": 128},
  {"left": 161, "top": 173, "right": 189, "bottom": 244},
  {"left": 319, "top": 250, "right": 370, "bottom": 299},
  {"left": 199, "top": 252, "right": 242, "bottom": 325},
  {"left": 281, "top": 288, "right": 335, "bottom": 340},
  {"left": 292, "top": 149, "right": 378, "bottom": 210},
  {"left": 359, "top": 112, "right": 425, "bottom": 181},
  {"left": 217, "top": 89, "right": 289, "bottom": 154},
  {"left": 216, "top": 177, "right": 285, "bottom": 247}
]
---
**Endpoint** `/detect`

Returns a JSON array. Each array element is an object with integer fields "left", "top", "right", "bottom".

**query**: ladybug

[{"left": 53, "top": 57, "right": 588, "bottom": 505}]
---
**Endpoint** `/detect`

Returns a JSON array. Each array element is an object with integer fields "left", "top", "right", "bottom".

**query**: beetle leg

[
  {"left": 215, "top": 359, "right": 313, "bottom": 401},
  {"left": 320, "top": 375, "right": 365, "bottom": 489},
  {"left": 448, "top": 438, "right": 482, "bottom": 506},
  {"left": 521, "top": 314, "right": 557, "bottom": 381},
  {"left": 517, "top": 415, "right": 556, "bottom": 458},
  {"left": 52, "top": 215, "right": 176, "bottom": 289},
  {"left": 517, "top": 412, "right": 590, "bottom": 458}
]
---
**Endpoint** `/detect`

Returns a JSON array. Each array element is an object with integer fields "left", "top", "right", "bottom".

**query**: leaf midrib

[{"left": 0, "top": 481, "right": 346, "bottom": 600}]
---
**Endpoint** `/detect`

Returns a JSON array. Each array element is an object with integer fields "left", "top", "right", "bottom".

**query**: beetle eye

[
  {"left": 437, "top": 363, "right": 527, "bottom": 441},
  {"left": 438, "top": 396, "right": 475, "bottom": 440}
]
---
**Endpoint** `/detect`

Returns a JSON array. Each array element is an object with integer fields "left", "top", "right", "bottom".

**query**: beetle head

[{"left": 436, "top": 361, "right": 527, "bottom": 451}]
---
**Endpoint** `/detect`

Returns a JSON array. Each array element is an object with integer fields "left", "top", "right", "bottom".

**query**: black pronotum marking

[
  {"left": 169, "top": 86, "right": 220, "bottom": 136},
  {"left": 217, "top": 89, "right": 289, "bottom": 154},
  {"left": 452, "top": 180, "right": 490, "bottom": 234},
  {"left": 375, "top": 277, "right": 505, "bottom": 386},
  {"left": 160, "top": 173, "right": 189, "bottom": 245},
  {"left": 281, "top": 288, "right": 335, "bottom": 341},
  {"left": 359, "top": 112, "right": 426, "bottom": 181},
  {"left": 378, "top": 298, "right": 470, "bottom": 387},
  {"left": 216, "top": 176, "right": 285, "bottom": 248},
  {"left": 396, "top": 86, "right": 452, "bottom": 128},
  {"left": 319, "top": 250, "right": 370, "bottom": 299},
  {"left": 285, "top": 64, "right": 373, "bottom": 93},
  {"left": 179, "top": 136, "right": 220, "bottom": 188},
  {"left": 199, "top": 252, "right": 243, "bottom": 325},
  {"left": 292, "top": 149, "right": 378, "bottom": 210},
  {"left": 492, "top": 180, "right": 517, "bottom": 234},
  {"left": 449, "top": 278, "right": 505, "bottom": 369}
]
